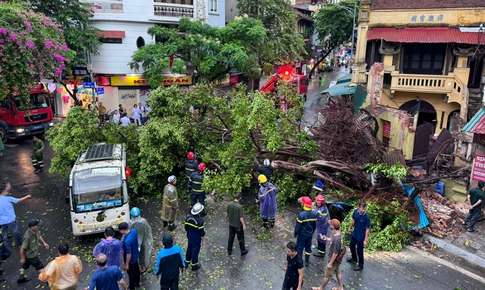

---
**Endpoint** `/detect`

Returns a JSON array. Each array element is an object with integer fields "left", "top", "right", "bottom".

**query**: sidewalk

[{"left": 420, "top": 217, "right": 485, "bottom": 275}]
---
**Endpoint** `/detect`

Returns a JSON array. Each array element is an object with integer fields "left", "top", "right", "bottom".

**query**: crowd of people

[
  {"left": 2, "top": 144, "right": 483, "bottom": 289},
  {"left": 96, "top": 102, "right": 152, "bottom": 127}
]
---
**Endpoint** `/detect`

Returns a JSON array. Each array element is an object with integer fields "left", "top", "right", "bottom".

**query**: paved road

[
  {"left": 302, "top": 66, "right": 350, "bottom": 127},
  {"left": 1, "top": 121, "right": 484, "bottom": 290}
]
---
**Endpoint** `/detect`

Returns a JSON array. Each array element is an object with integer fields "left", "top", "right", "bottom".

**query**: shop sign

[
  {"left": 110, "top": 76, "right": 192, "bottom": 86},
  {"left": 97, "top": 88, "right": 105, "bottom": 95},
  {"left": 472, "top": 154, "right": 485, "bottom": 181},
  {"left": 84, "top": 82, "right": 95, "bottom": 88}
]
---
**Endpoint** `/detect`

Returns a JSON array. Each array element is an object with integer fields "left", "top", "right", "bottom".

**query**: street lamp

[{"left": 333, "top": 2, "right": 357, "bottom": 60}]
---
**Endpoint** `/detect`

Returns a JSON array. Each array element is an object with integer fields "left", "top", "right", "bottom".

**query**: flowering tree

[{"left": 0, "top": 3, "right": 72, "bottom": 102}]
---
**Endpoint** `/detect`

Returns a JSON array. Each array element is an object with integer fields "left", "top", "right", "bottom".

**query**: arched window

[{"left": 136, "top": 36, "right": 145, "bottom": 48}]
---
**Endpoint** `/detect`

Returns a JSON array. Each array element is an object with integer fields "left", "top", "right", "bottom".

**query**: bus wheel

[{"left": 0, "top": 127, "right": 7, "bottom": 144}]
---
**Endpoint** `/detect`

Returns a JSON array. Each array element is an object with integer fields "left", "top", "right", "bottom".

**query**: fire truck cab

[
  {"left": 0, "top": 85, "right": 54, "bottom": 143},
  {"left": 259, "top": 66, "right": 309, "bottom": 110}
]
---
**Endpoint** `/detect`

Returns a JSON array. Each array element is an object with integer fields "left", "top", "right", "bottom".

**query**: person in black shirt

[
  {"left": 282, "top": 241, "right": 303, "bottom": 290},
  {"left": 257, "top": 159, "right": 273, "bottom": 182}
]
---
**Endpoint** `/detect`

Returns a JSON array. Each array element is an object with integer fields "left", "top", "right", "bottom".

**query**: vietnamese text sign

[
  {"left": 472, "top": 154, "right": 485, "bottom": 181},
  {"left": 97, "top": 88, "right": 105, "bottom": 95},
  {"left": 110, "top": 75, "right": 193, "bottom": 86},
  {"left": 84, "top": 82, "right": 95, "bottom": 88}
]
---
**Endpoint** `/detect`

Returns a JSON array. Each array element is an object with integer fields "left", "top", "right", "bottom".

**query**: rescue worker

[
  {"left": 294, "top": 196, "right": 317, "bottom": 267},
  {"left": 162, "top": 176, "right": 179, "bottom": 231},
  {"left": 129, "top": 207, "right": 153, "bottom": 273},
  {"left": 184, "top": 203, "right": 206, "bottom": 271},
  {"left": 32, "top": 136, "right": 44, "bottom": 172},
  {"left": 257, "top": 174, "right": 278, "bottom": 229},
  {"left": 257, "top": 159, "right": 273, "bottom": 183},
  {"left": 312, "top": 194, "right": 330, "bottom": 258},
  {"left": 189, "top": 163, "right": 206, "bottom": 216},
  {"left": 184, "top": 152, "right": 198, "bottom": 195}
]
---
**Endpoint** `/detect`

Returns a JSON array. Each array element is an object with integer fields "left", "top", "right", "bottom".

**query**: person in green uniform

[
  {"left": 0, "top": 136, "right": 4, "bottom": 157},
  {"left": 18, "top": 219, "right": 49, "bottom": 284},
  {"left": 32, "top": 136, "right": 44, "bottom": 172}
]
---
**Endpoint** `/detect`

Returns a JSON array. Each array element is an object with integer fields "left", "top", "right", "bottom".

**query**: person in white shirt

[
  {"left": 112, "top": 110, "right": 121, "bottom": 125},
  {"left": 139, "top": 103, "right": 146, "bottom": 125},
  {"left": 132, "top": 104, "right": 141, "bottom": 126},
  {"left": 120, "top": 115, "right": 131, "bottom": 127}
]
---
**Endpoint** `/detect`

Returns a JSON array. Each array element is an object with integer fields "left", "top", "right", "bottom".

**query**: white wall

[
  {"left": 88, "top": 0, "right": 226, "bottom": 74},
  {"left": 90, "top": 21, "right": 155, "bottom": 75},
  {"left": 208, "top": 0, "right": 226, "bottom": 27}
]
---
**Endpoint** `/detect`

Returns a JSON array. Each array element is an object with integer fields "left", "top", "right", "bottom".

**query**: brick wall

[{"left": 371, "top": 0, "right": 485, "bottom": 10}]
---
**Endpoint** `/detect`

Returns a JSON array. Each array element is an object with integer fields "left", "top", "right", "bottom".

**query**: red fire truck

[
  {"left": 259, "top": 66, "right": 309, "bottom": 110},
  {"left": 0, "top": 85, "right": 54, "bottom": 143}
]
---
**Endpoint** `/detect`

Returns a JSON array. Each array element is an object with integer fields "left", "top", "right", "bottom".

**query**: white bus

[{"left": 68, "top": 143, "right": 131, "bottom": 236}]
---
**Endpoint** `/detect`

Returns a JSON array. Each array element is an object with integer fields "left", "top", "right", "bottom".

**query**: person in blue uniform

[
  {"left": 312, "top": 194, "right": 330, "bottom": 258},
  {"left": 184, "top": 203, "right": 206, "bottom": 271},
  {"left": 294, "top": 196, "right": 316, "bottom": 267},
  {"left": 184, "top": 152, "right": 198, "bottom": 195},
  {"left": 189, "top": 163, "right": 207, "bottom": 216}
]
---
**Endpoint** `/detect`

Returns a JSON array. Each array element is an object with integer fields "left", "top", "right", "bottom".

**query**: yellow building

[{"left": 352, "top": 0, "right": 485, "bottom": 159}]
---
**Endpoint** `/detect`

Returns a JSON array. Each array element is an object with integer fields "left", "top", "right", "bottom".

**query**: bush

[{"left": 341, "top": 199, "right": 411, "bottom": 252}]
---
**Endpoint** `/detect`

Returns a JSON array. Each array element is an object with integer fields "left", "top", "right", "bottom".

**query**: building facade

[
  {"left": 353, "top": 0, "right": 485, "bottom": 160},
  {"left": 78, "top": 0, "right": 225, "bottom": 112}
]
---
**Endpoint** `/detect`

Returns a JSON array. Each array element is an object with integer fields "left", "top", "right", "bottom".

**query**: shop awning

[
  {"left": 321, "top": 80, "right": 356, "bottom": 96},
  {"left": 367, "top": 27, "right": 485, "bottom": 44},
  {"left": 463, "top": 108, "right": 485, "bottom": 134},
  {"left": 96, "top": 30, "right": 126, "bottom": 38},
  {"left": 336, "top": 74, "right": 352, "bottom": 84}
]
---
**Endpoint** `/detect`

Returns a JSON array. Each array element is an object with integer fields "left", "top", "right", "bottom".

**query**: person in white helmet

[
  {"left": 129, "top": 207, "right": 153, "bottom": 274},
  {"left": 257, "top": 158, "right": 273, "bottom": 182},
  {"left": 162, "top": 176, "right": 179, "bottom": 231}
]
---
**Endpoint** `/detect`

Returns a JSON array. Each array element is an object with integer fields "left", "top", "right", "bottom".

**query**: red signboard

[
  {"left": 472, "top": 154, "right": 485, "bottom": 181},
  {"left": 383, "top": 121, "right": 391, "bottom": 138}
]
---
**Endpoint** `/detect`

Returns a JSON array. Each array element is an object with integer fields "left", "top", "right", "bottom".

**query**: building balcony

[
  {"left": 154, "top": 0, "right": 194, "bottom": 18},
  {"left": 390, "top": 72, "right": 468, "bottom": 104}
]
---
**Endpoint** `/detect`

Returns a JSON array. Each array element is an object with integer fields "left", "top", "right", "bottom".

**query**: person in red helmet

[
  {"left": 312, "top": 194, "right": 330, "bottom": 258},
  {"left": 189, "top": 163, "right": 206, "bottom": 216},
  {"left": 185, "top": 152, "right": 198, "bottom": 195},
  {"left": 294, "top": 196, "right": 316, "bottom": 267}
]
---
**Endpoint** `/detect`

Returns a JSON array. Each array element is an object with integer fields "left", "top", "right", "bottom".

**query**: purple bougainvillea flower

[{"left": 0, "top": 27, "right": 7, "bottom": 35}]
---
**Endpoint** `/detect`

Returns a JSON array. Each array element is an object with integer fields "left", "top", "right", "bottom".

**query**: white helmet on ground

[{"left": 263, "top": 159, "right": 271, "bottom": 167}]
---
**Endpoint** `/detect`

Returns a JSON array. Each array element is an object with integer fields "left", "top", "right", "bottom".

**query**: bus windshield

[
  {"left": 72, "top": 167, "right": 123, "bottom": 213},
  {"left": 14, "top": 93, "right": 50, "bottom": 110}
]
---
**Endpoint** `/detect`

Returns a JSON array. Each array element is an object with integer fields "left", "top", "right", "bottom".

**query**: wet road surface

[{"left": 0, "top": 124, "right": 484, "bottom": 290}]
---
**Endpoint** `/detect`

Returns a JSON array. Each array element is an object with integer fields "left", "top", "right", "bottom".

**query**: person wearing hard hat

[
  {"left": 294, "top": 196, "right": 317, "bottom": 267},
  {"left": 257, "top": 174, "right": 278, "bottom": 229},
  {"left": 129, "top": 207, "right": 153, "bottom": 274},
  {"left": 184, "top": 152, "right": 198, "bottom": 195},
  {"left": 189, "top": 163, "right": 207, "bottom": 216},
  {"left": 312, "top": 194, "right": 330, "bottom": 258},
  {"left": 162, "top": 176, "right": 180, "bottom": 231},
  {"left": 184, "top": 203, "right": 206, "bottom": 271},
  {"left": 257, "top": 159, "right": 273, "bottom": 183}
]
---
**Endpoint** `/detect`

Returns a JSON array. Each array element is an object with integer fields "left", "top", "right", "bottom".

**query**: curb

[
  {"left": 423, "top": 234, "right": 485, "bottom": 270},
  {"left": 404, "top": 245, "right": 485, "bottom": 285}
]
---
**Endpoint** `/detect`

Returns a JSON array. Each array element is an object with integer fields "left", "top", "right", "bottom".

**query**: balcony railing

[
  {"left": 154, "top": 2, "right": 194, "bottom": 18},
  {"left": 390, "top": 72, "right": 467, "bottom": 103}
]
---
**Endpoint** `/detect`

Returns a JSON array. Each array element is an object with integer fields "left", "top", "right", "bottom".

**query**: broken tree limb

[
  {"left": 313, "top": 170, "right": 354, "bottom": 193},
  {"left": 271, "top": 160, "right": 362, "bottom": 176}
]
